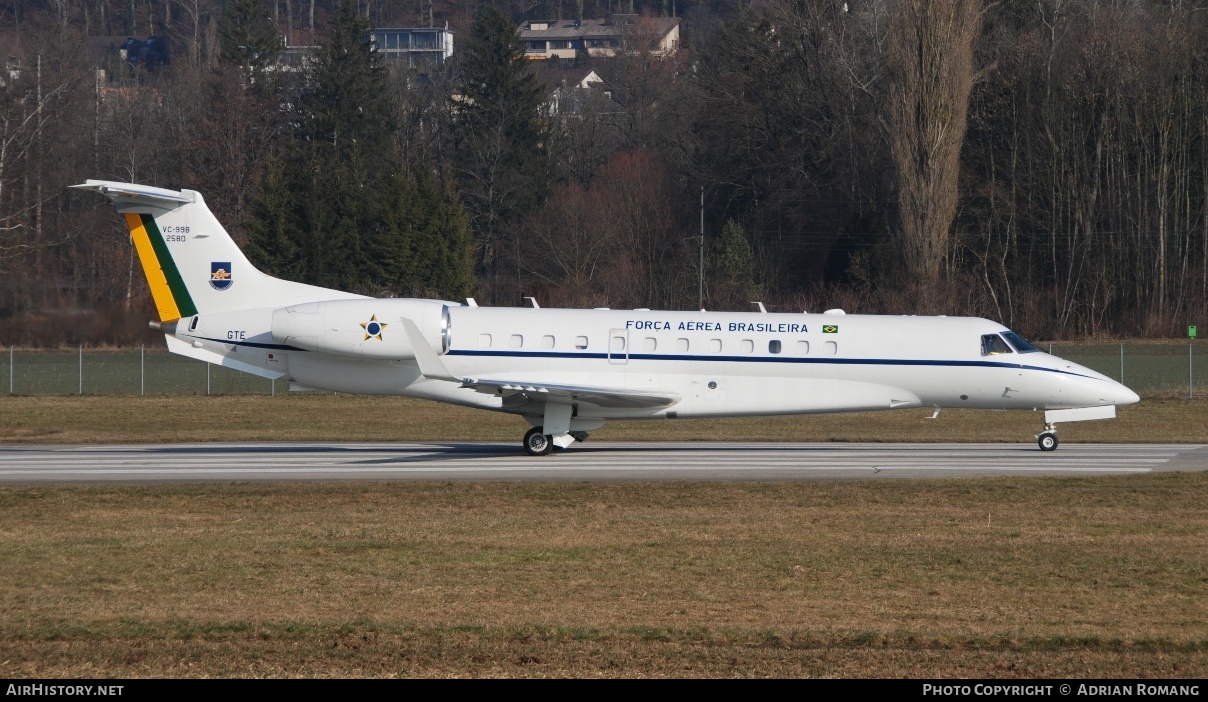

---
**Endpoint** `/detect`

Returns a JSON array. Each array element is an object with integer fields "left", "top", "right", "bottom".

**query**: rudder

[{"left": 125, "top": 210, "right": 199, "bottom": 322}]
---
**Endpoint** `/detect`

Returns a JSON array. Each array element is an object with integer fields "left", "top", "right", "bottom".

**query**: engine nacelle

[{"left": 271, "top": 298, "right": 453, "bottom": 360}]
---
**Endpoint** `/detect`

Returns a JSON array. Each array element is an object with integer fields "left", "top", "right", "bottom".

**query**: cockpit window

[
  {"left": 1001, "top": 331, "right": 1039, "bottom": 353},
  {"left": 981, "top": 333, "right": 1013, "bottom": 356}
]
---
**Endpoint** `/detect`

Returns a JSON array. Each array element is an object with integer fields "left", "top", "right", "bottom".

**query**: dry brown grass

[
  {"left": 0, "top": 393, "right": 1205, "bottom": 444},
  {"left": 1, "top": 477, "right": 1205, "bottom": 677}
]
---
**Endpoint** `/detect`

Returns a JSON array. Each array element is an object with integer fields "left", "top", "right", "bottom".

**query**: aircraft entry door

[{"left": 608, "top": 328, "right": 629, "bottom": 365}]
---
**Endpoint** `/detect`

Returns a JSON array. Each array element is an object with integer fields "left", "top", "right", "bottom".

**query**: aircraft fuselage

[{"left": 174, "top": 304, "right": 1138, "bottom": 423}]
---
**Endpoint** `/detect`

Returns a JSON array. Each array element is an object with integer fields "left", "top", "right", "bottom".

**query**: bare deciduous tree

[{"left": 884, "top": 0, "right": 982, "bottom": 292}]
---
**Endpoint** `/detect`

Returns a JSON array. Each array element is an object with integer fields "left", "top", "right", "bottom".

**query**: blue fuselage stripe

[
  {"left": 446, "top": 349, "right": 1095, "bottom": 379},
  {"left": 195, "top": 335, "right": 304, "bottom": 351}
]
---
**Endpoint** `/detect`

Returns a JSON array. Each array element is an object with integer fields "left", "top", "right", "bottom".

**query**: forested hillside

[{"left": 0, "top": 0, "right": 1204, "bottom": 346}]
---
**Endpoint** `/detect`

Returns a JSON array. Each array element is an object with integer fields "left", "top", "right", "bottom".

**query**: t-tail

[
  {"left": 76, "top": 180, "right": 452, "bottom": 387},
  {"left": 72, "top": 180, "right": 364, "bottom": 324}
]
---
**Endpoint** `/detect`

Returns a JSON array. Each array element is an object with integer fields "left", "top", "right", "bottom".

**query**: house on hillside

[
  {"left": 82, "top": 35, "right": 169, "bottom": 73},
  {"left": 0, "top": 31, "right": 22, "bottom": 87},
  {"left": 275, "top": 26, "right": 454, "bottom": 71},
  {"left": 530, "top": 64, "right": 622, "bottom": 116},
  {"left": 518, "top": 15, "right": 680, "bottom": 61},
  {"left": 371, "top": 26, "right": 454, "bottom": 68}
]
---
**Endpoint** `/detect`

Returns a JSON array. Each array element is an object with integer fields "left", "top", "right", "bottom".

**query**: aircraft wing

[
  {"left": 399, "top": 316, "right": 679, "bottom": 409},
  {"left": 457, "top": 378, "right": 680, "bottom": 409}
]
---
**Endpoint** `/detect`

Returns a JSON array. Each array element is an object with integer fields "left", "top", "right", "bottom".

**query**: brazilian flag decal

[{"left": 822, "top": 325, "right": 839, "bottom": 334}]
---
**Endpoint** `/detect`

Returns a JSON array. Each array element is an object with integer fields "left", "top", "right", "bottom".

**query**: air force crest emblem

[{"left": 210, "top": 262, "right": 233, "bottom": 290}]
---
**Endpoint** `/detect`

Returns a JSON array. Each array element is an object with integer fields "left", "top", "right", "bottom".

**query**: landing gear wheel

[
  {"left": 1037, "top": 432, "right": 1058, "bottom": 452},
  {"left": 524, "top": 427, "right": 553, "bottom": 456},
  {"left": 570, "top": 431, "right": 589, "bottom": 443}
]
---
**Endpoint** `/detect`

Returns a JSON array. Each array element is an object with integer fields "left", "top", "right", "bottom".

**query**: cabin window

[
  {"left": 796, "top": 340, "right": 810, "bottom": 355},
  {"left": 740, "top": 339, "right": 754, "bottom": 354},
  {"left": 1002, "top": 331, "right": 1039, "bottom": 353},
  {"left": 709, "top": 339, "right": 722, "bottom": 353},
  {"left": 575, "top": 336, "right": 588, "bottom": 349},
  {"left": 676, "top": 338, "right": 689, "bottom": 352},
  {"left": 610, "top": 336, "right": 626, "bottom": 352},
  {"left": 541, "top": 335, "right": 555, "bottom": 349},
  {"left": 769, "top": 340, "right": 782, "bottom": 354},
  {"left": 643, "top": 337, "right": 657, "bottom": 352},
  {"left": 981, "top": 333, "right": 1013, "bottom": 356},
  {"left": 510, "top": 334, "right": 524, "bottom": 349},
  {"left": 824, "top": 340, "right": 838, "bottom": 355},
  {"left": 478, "top": 333, "right": 492, "bottom": 348}
]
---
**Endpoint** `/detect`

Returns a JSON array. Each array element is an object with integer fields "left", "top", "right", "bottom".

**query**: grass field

[
  {"left": 1, "top": 391, "right": 1205, "bottom": 677},
  {"left": 0, "top": 477, "right": 1205, "bottom": 677},
  {"left": 0, "top": 392, "right": 1206, "bottom": 444}
]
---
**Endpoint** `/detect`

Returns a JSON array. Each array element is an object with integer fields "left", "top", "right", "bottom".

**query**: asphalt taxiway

[{"left": 0, "top": 442, "right": 1204, "bottom": 483}]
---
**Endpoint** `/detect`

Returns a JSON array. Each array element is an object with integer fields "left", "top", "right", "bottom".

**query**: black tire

[
  {"left": 1038, "top": 432, "right": 1058, "bottom": 452},
  {"left": 524, "top": 427, "right": 553, "bottom": 456}
]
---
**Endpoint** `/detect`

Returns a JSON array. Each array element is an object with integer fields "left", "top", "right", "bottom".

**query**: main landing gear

[
  {"left": 1036, "top": 423, "right": 1059, "bottom": 452},
  {"left": 524, "top": 427, "right": 553, "bottom": 456},
  {"left": 522, "top": 427, "right": 589, "bottom": 456}
]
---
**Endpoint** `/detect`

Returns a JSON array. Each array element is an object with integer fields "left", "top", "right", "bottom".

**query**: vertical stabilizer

[{"left": 74, "top": 180, "right": 365, "bottom": 322}]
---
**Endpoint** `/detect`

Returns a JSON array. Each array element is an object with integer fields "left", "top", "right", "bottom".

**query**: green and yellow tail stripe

[{"left": 125, "top": 212, "right": 198, "bottom": 322}]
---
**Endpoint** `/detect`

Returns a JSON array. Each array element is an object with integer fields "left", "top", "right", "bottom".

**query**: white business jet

[{"left": 74, "top": 180, "right": 1140, "bottom": 454}]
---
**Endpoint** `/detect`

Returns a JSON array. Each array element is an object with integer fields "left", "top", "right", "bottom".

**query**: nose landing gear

[{"left": 1036, "top": 423, "right": 1058, "bottom": 451}]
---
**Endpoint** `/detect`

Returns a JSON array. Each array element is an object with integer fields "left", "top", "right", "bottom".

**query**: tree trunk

[{"left": 884, "top": 0, "right": 983, "bottom": 293}]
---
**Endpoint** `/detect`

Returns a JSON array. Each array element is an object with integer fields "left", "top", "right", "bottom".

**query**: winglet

[{"left": 400, "top": 317, "right": 460, "bottom": 382}]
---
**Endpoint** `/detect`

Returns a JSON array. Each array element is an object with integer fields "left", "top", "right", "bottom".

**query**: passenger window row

[
  {"left": 478, "top": 333, "right": 591, "bottom": 349},
  {"left": 474, "top": 334, "right": 837, "bottom": 355}
]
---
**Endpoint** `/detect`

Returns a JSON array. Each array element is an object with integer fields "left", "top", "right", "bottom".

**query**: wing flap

[
  {"left": 461, "top": 378, "right": 680, "bottom": 409},
  {"left": 400, "top": 315, "right": 679, "bottom": 409}
]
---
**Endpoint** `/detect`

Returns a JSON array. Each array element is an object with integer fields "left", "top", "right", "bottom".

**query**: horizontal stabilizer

[
  {"left": 165, "top": 335, "right": 283, "bottom": 380},
  {"left": 71, "top": 180, "right": 193, "bottom": 206}
]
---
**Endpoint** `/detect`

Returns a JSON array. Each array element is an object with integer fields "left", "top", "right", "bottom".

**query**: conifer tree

[
  {"left": 244, "top": 150, "right": 304, "bottom": 280},
  {"left": 246, "top": 0, "right": 476, "bottom": 298},
  {"left": 302, "top": 0, "right": 391, "bottom": 164},
  {"left": 219, "top": 0, "right": 284, "bottom": 85},
  {"left": 710, "top": 220, "right": 759, "bottom": 309},
  {"left": 454, "top": 4, "right": 551, "bottom": 277},
  {"left": 374, "top": 155, "right": 476, "bottom": 299}
]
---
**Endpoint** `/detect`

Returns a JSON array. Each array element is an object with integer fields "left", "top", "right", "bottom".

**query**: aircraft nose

[
  {"left": 1112, "top": 383, "right": 1141, "bottom": 406},
  {"left": 1049, "top": 360, "right": 1141, "bottom": 407}
]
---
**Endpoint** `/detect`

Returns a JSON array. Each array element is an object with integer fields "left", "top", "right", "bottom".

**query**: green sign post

[{"left": 1191, "top": 327, "right": 1197, "bottom": 399}]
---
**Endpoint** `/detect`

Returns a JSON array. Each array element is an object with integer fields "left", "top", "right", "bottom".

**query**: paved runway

[{"left": 0, "top": 442, "right": 1204, "bottom": 483}]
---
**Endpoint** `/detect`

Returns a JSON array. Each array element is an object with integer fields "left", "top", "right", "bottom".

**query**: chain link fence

[
  {"left": 0, "top": 343, "right": 1203, "bottom": 396},
  {"left": 1, "top": 348, "right": 275, "bottom": 395}
]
